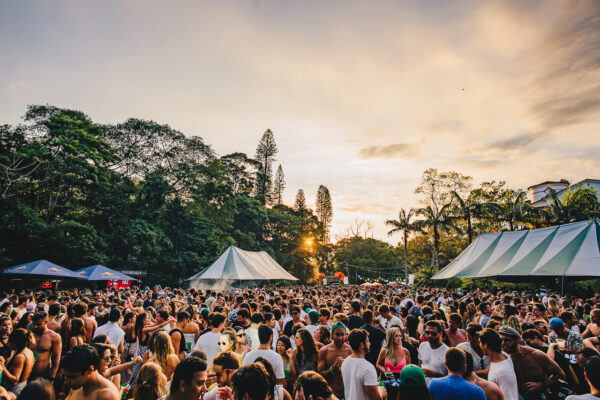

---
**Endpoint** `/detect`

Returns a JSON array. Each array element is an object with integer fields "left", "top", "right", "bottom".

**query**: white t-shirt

[
  {"left": 242, "top": 349, "right": 285, "bottom": 380},
  {"left": 193, "top": 332, "right": 221, "bottom": 366},
  {"left": 381, "top": 316, "right": 404, "bottom": 331},
  {"left": 246, "top": 327, "right": 260, "bottom": 350},
  {"left": 203, "top": 386, "right": 218, "bottom": 400},
  {"left": 305, "top": 324, "right": 319, "bottom": 336},
  {"left": 341, "top": 357, "right": 379, "bottom": 400},
  {"left": 488, "top": 355, "right": 518, "bottom": 400},
  {"left": 94, "top": 322, "right": 125, "bottom": 348},
  {"left": 457, "top": 342, "right": 490, "bottom": 371},
  {"left": 418, "top": 341, "right": 448, "bottom": 383}
]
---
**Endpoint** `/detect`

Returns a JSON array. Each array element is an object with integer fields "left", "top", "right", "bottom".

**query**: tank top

[
  {"left": 183, "top": 333, "right": 196, "bottom": 356},
  {"left": 384, "top": 352, "right": 407, "bottom": 374},
  {"left": 169, "top": 329, "right": 185, "bottom": 358}
]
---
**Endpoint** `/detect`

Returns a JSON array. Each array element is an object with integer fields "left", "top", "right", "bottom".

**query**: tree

[
  {"left": 451, "top": 191, "right": 482, "bottom": 244},
  {"left": 415, "top": 203, "right": 459, "bottom": 270},
  {"left": 385, "top": 208, "right": 419, "bottom": 281},
  {"left": 272, "top": 165, "right": 286, "bottom": 205},
  {"left": 253, "top": 129, "right": 278, "bottom": 205},
  {"left": 220, "top": 153, "right": 259, "bottom": 195},
  {"left": 544, "top": 186, "right": 600, "bottom": 224},
  {"left": 294, "top": 189, "right": 307, "bottom": 214},
  {"left": 335, "top": 237, "right": 399, "bottom": 281},
  {"left": 485, "top": 189, "right": 531, "bottom": 231},
  {"left": 315, "top": 185, "right": 333, "bottom": 243}
]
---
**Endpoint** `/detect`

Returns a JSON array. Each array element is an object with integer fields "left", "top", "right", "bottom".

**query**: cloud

[
  {"left": 488, "top": 131, "right": 543, "bottom": 150},
  {"left": 357, "top": 142, "right": 419, "bottom": 160}
]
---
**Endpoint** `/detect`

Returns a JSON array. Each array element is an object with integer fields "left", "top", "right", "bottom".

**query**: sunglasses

[
  {"left": 500, "top": 338, "right": 515, "bottom": 343},
  {"left": 425, "top": 331, "right": 438, "bottom": 336},
  {"left": 102, "top": 355, "right": 113, "bottom": 362},
  {"left": 218, "top": 341, "right": 229, "bottom": 346},
  {"left": 237, "top": 333, "right": 246, "bottom": 338},
  {"left": 291, "top": 312, "right": 299, "bottom": 315}
]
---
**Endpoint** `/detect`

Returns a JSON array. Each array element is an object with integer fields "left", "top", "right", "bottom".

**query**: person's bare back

[
  {"left": 317, "top": 342, "right": 352, "bottom": 398},
  {"left": 66, "top": 373, "right": 119, "bottom": 400},
  {"left": 446, "top": 328, "right": 467, "bottom": 347},
  {"left": 470, "top": 376, "right": 504, "bottom": 400}
]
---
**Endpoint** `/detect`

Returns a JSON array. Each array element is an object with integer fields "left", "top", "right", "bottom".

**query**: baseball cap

[
  {"left": 398, "top": 365, "right": 426, "bottom": 387},
  {"left": 549, "top": 317, "right": 564, "bottom": 329},
  {"left": 331, "top": 322, "right": 347, "bottom": 332},
  {"left": 308, "top": 310, "right": 320, "bottom": 323}
]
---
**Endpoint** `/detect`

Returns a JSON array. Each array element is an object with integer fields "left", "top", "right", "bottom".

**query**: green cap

[
  {"left": 200, "top": 308, "right": 210, "bottom": 317},
  {"left": 331, "top": 322, "right": 347, "bottom": 332},
  {"left": 308, "top": 310, "right": 320, "bottom": 323},
  {"left": 398, "top": 365, "right": 426, "bottom": 387}
]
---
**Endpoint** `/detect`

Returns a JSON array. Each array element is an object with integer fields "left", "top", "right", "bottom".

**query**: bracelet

[
  {"left": 131, "top": 360, "right": 136, "bottom": 366},
  {"left": 329, "top": 366, "right": 333, "bottom": 375}
]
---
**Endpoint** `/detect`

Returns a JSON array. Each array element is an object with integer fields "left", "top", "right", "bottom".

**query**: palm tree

[
  {"left": 485, "top": 189, "right": 532, "bottom": 231},
  {"left": 385, "top": 208, "right": 420, "bottom": 282},
  {"left": 451, "top": 190, "right": 482, "bottom": 244},
  {"left": 544, "top": 186, "right": 600, "bottom": 224},
  {"left": 414, "top": 203, "right": 459, "bottom": 270}
]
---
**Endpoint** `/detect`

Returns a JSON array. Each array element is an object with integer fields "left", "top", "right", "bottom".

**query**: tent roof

[
  {"left": 187, "top": 246, "right": 299, "bottom": 281},
  {"left": 75, "top": 265, "right": 137, "bottom": 281},
  {"left": 432, "top": 220, "right": 600, "bottom": 280},
  {"left": 4, "top": 260, "right": 84, "bottom": 279}
]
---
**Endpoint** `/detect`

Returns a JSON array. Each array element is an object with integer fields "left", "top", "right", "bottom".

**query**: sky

[{"left": 1, "top": 0, "right": 599, "bottom": 243}]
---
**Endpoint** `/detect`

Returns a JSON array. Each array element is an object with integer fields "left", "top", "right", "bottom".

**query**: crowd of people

[{"left": 0, "top": 285, "right": 598, "bottom": 400}]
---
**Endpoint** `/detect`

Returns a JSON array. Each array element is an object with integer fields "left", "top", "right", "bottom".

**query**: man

[
  {"left": 47, "top": 303, "right": 62, "bottom": 333},
  {"left": 0, "top": 315, "right": 12, "bottom": 361},
  {"left": 478, "top": 302, "right": 492, "bottom": 328},
  {"left": 236, "top": 308, "right": 251, "bottom": 330},
  {"left": 581, "top": 309, "right": 600, "bottom": 339},
  {"left": 522, "top": 329, "right": 549, "bottom": 353},
  {"left": 378, "top": 304, "right": 404, "bottom": 331},
  {"left": 565, "top": 356, "right": 600, "bottom": 400},
  {"left": 165, "top": 357, "right": 208, "bottom": 400},
  {"left": 242, "top": 325, "right": 285, "bottom": 384},
  {"left": 305, "top": 310, "right": 320, "bottom": 336},
  {"left": 457, "top": 323, "right": 490, "bottom": 376},
  {"left": 500, "top": 325, "right": 565, "bottom": 399},
  {"left": 263, "top": 312, "right": 278, "bottom": 350},
  {"left": 30, "top": 312, "right": 62, "bottom": 380},
  {"left": 348, "top": 301, "right": 364, "bottom": 330},
  {"left": 194, "top": 313, "right": 225, "bottom": 366},
  {"left": 156, "top": 310, "right": 172, "bottom": 333},
  {"left": 283, "top": 305, "right": 305, "bottom": 337},
  {"left": 533, "top": 320, "right": 550, "bottom": 341},
  {"left": 446, "top": 313, "right": 466, "bottom": 347},
  {"left": 341, "top": 329, "right": 382, "bottom": 400},
  {"left": 518, "top": 304, "right": 531, "bottom": 325},
  {"left": 464, "top": 352, "right": 504, "bottom": 400},
  {"left": 226, "top": 363, "right": 271, "bottom": 400},
  {"left": 319, "top": 308, "right": 332, "bottom": 329},
  {"left": 361, "top": 310, "right": 386, "bottom": 367},
  {"left": 318, "top": 322, "right": 352, "bottom": 398},
  {"left": 428, "top": 348, "right": 486, "bottom": 400},
  {"left": 62, "top": 345, "right": 120, "bottom": 400},
  {"left": 419, "top": 321, "right": 449, "bottom": 382},
  {"left": 73, "top": 302, "right": 97, "bottom": 344},
  {"left": 548, "top": 317, "right": 583, "bottom": 363},
  {"left": 245, "top": 312, "right": 263, "bottom": 350},
  {"left": 479, "top": 328, "right": 519, "bottom": 400},
  {"left": 204, "top": 351, "right": 240, "bottom": 400},
  {"left": 94, "top": 307, "right": 125, "bottom": 351}
]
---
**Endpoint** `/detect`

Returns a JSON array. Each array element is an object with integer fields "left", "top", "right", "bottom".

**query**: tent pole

[{"left": 561, "top": 275, "right": 564, "bottom": 296}]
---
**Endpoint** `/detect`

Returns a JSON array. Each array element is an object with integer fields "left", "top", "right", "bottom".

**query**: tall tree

[
  {"left": 415, "top": 204, "right": 459, "bottom": 270},
  {"left": 485, "top": 189, "right": 531, "bottom": 231},
  {"left": 385, "top": 208, "right": 419, "bottom": 281},
  {"left": 272, "top": 165, "right": 286, "bottom": 205},
  {"left": 450, "top": 191, "right": 482, "bottom": 244},
  {"left": 253, "top": 129, "right": 278, "bottom": 205},
  {"left": 315, "top": 185, "right": 333, "bottom": 243},
  {"left": 294, "top": 189, "right": 307, "bottom": 213}
]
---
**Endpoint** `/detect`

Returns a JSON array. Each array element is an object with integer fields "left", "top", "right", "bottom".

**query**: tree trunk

[
  {"left": 433, "top": 224, "right": 440, "bottom": 270},
  {"left": 403, "top": 234, "right": 408, "bottom": 282},
  {"left": 467, "top": 215, "right": 473, "bottom": 244}
]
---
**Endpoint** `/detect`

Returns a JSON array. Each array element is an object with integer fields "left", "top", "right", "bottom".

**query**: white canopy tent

[
  {"left": 432, "top": 220, "right": 600, "bottom": 280},
  {"left": 186, "top": 246, "right": 299, "bottom": 282}
]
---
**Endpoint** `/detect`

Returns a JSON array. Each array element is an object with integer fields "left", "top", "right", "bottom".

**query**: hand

[
  {"left": 286, "top": 348, "right": 294, "bottom": 358},
  {"left": 294, "top": 386, "right": 313, "bottom": 400},
  {"left": 523, "top": 382, "right": 544, "bottom": 393},
  {"left": 421, "top": 368, "right": 435, "bottom": 377},
  {"left": 217, "top": 386, "right": 233, "bottom": 400},
  {"left": 134, "top": 356, "right": 143, "bottom": 364},
  {"left": 333, "top": 356, "right": 344, "bottom": 368},
  {"left": 206, "top": 371, "right": 217, "bottom": 387}
]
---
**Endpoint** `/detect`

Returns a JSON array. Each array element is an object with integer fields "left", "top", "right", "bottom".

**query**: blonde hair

[
  {"left": 548, "top": 298, "right": 560, "bottom": 317},
  {"left": 151, "top": 331, "right": 175, "bottom": 372},
  {"left": 134, "top": 362, "right": 165, "bottom": 400},
  {"left": 384, "top": 327, "right": 403, "bottom": 361}
]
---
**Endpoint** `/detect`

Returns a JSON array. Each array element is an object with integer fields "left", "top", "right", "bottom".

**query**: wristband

[
  {"left": 131, "top": 360, "right": 136, "bottom": 366},
  {"left": 329, "top": 366, "right": 333, "bottom": 375}
]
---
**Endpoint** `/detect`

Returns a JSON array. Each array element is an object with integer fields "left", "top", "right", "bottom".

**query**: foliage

[
  {"left": 335, "top": 237, "right": 399, "bottom": 281},
  {"left": 272, "top": 165, "right": 286, "bottom": 205},
  {"left": 315, "top": 185, "right": 333, "bottom": 243},
  {"left": 253, "top": 129, "right": 278, "bottom": 205}
]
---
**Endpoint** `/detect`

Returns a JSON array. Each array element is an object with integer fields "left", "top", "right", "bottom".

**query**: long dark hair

[
  {"left": 134, "top": 312, "right": 148, "bottom": 339},
  {"left": 398, "top": 385, "right": 431, "bottom": 400},
  {"left": 9, "top": 328, "right": 33, "bottom": 354},
  {"left": 69, "top": 318, "right": 85, "bottom": 339},
  {"left": 296, "top": 328, "right": 318, "bottom": 365}
]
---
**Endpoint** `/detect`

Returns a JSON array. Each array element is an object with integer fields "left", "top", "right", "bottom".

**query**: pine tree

[
  {"left": 315, "top": 185, "right": 333, "bottom": 243},
  {"left": 272, "top": 165, "right": 286, "bottom": 205},
  {"left": 253, "top": 129, "right": 278, "bottom": 205},
  {"left": 294, "top": 189, "right": 307, "bottom": 213}
]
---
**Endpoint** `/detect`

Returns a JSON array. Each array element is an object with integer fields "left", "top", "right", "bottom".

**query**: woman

[
  {"left": 377, "top": 327, "right": 410, "bottom": 378},
  {"left": 93, "top": 343, "right": 142, "bottom": 389},
  {"left": 255, "top": 357, "right": 292, "bottom": 400},
  {"left": 2, "top": 328, "right": 35, "bottom": 396},
  {"left": 15, "top": 313, "right": 32, "bottom": 330},
  {"left": 233, "top": 326, "right": 249, "bottom": 358},
  {"left": 290, "top": 329, "right": 318, "bottom": 376},
  {"left": 276, "top": 336, "right": 293, "bottom": 391},
  {"left": 133, "top": 362, "right": 167, "bottom": 400},
  {"left": 144, "top": 331, "right": 180, "bottom": 381},
  {"left": 506, "top": 315, "right": 522, "bottom": 335},
  {"left": 548, "top": 298, "right": 560, "bottom": 318},
  {"left": 293, "top": 371, "right": 337, "bottom": 400},
  {"left": 128, "top": 312, "right": 169, "bottom": 390},
  {"left": 122, "top": 312, "right": 137, "bottom": 361},
  {"left": 218, "top": 329, "right": 243, "bottom": 365},
  {"left": 16, "top": 378, "right": 55, "bottom": 400},
  {"left": 313, "top": 326, "right": 330, "bottom": 348},
  {"left": 68, "top": 318, "right": 85, "bottom": 350}
]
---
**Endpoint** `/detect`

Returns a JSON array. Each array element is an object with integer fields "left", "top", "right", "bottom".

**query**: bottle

[{"left": 385, "top": 367, "right": 395, "bottom": 381}]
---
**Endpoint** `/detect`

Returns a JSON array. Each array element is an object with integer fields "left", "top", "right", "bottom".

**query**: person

[
  {"left": 499, "top": 325, "right": 566, "bottom": 399},
  {"left": 233, "top": 326, "right": 249, "bottom": 359},
  {"left": 581, "top": 309, "right": 600, "bottom": 339},
  {"left": 361, "top": 310, "right": 386, "bottom": 367},
  {"left": 293, "top": 371, "right": 337, "bottom": 400},
  {"left": 68, "top": 318, "right": 86, "bottom": 350},
  {"left": 565, "top": 356, "right": 600, "bottom": 400},
  {"left": 72, "top": 302, "right": 97, "bottom": 344},
  {"left": 397, "top": 365, "right": 431, "bottom": 400},
  {"left": 144, "top": 331, "right": 180, "bottom": 381},
  {"left": 428, "top": 348, "right": 485, "bottom": 400},
  {"left": 221, "top": 363, "right": 271, "bottom": 400},
  {"left": 61, "top": 345, "right": 120, "bottom": 400},
  {"left": 133, "top": 362, "right": 167, "bottom": 400},
  {"left": 446, "top": 314, "right": 466, "bottom": 347},
  {"left": 92, "top": 342, "right": 142, "bottom": 387},
  {"left": 377, "top": 326, "right": 410, "bottom": 377},
  {"left": 313, "top": 325, "right": 331, "bottom": 348},
  {"left": 305, "top": 310, "right": 320, "bottom": 337},
  {"left": 317, "top": 322, "right": 352, "bottom": 398},
  {"left": 463, "top": 352, "right": 504, "bottom": 400},
  {"left": 46, "top": 303, "right": 62, "bottom": 334},
  {"left": 164, "top": 357, "right": 208, "bottom": 400},
  {"left": 242, "top": 325, "right": 285, "bottom": 384},
  {"left": 341, "top": 329, "right": 382, "bottom": 400},
  {"left": 17, "top": 378, "right": 56, "bottom": 400},
  {"left": 29, "top": 312, "right": 62, "bottom": 381},
  {"left": 245, "top": 313, "right": 263, "bottom": 350},
  {"left": 283, "top": 306, "right": 306, "bottom": 338},
  {"left": 348, "top": 301, "right": 365, "bottom": 330},
  {"left": 204, "top": 352, "right": 239, "bottom": 400},
  {"left": 457, "top": 323, "right": 490, "bottom": 376},
  {"left": 522, "top": 329, "right": 549, "bottom": 352},
  {"left": 290, "top": 328, "right": 319, "bottom": 376},
  {"left": 276, "top": 336, "right": 293, "bottom": 388},
  {"left": 418, "top": 321, "right": 449, "bottom": 382},
  {"left": 479, "top": 328, "right": 518, "bottom": 400},
  {"left": 378, "top": 304, "right": 404, "bottom": 331},
  {"left": 0, "top": 314, "right": 13, "bottom": 361},
  {"left": 169, "top": 311, "right": 199, "bottom": 360},
  {"left": 93, "top": 308, "right": 125, "bottom": 355},
  {"left": 255, "top": 357, "right": 293, "bottom": 400},
  {"left": 193, "top": 313, "right": 225, "bottom": 367},
  {"left": 2, "top": 329, "right": 35, "bottom": 396},
  {"left": 548, "top": 317, "right": 584, "bottom": 357},
  {"left": 478, "top": 303, "right": 492, "bottom": 328}
]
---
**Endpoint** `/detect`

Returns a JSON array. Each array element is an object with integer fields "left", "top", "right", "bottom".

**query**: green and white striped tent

[
  {"left": 186, "top": 245, "right": 299, "bottom": 281},
  {"left": 432, "top": 220, "right": 600, "bottom": 279}
]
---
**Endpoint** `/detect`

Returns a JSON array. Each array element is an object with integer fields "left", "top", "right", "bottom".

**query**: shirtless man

[
  {"left": 517, "top": 304, "right": 531, "bottom": 325},
  {"left": 317, "top": 322, "right": 352, "bottom": 398},
  {"left": 62, "top": 345, "right": 119, "bottom": 400},
  {"left": 500, "top": 326, "right": 565, "bottom": 399},
  {"left": 73, "top": 302, "right": 97, "bottom": 343},
  {"left": 170, "top": 311, "right": 200, "bottom": 359},
  {"left": 29, "top": 312, "right": 62, "bottom": 380},
  {"left": 463, "top": 352, "right": 504, "bottom": 400},
  {"left": 582, "top": 309, "right": 600, "bottom": 339},
  {"left": 47, "top": 303, "right": 62, "bottom": 333},
  {"left": 446, "top": 313, "right": 467, "bottom": 347}
]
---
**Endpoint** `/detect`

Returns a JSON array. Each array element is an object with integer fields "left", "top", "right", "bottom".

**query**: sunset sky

[{"left": 1, "top": 0, "right": 599, "bottom": 242}]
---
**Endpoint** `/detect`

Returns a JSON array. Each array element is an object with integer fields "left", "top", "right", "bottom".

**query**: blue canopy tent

[
  {"left": 4, "top": 260, "right": 84, "bottom": 279},
  {"left": 75, "top": 265, "right": 137, "bottom": 281}
]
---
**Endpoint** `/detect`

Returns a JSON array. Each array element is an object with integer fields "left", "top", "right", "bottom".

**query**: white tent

[
  {"left": 186, "top": 246, "right": 299, "bottom": 281},
  {"left": 432, "top": 220, "right": 600, "bottom": 280}
]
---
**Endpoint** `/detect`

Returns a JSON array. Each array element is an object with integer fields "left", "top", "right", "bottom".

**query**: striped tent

[
  {"left": 432, "top": 220, "right": 600, "bottom": 279},
  {"left": 186, "top": 246, "right": 298, "bottom": 281}
]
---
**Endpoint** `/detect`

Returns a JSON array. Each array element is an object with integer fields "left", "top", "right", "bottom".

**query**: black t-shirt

[
  {"left": 0, "top": 338, "right": 10, "bottom": 360},
  {"left": 362, "top": 324, "right": 386, "bottom": 366},
  {"left": 348, "top": 315, "right": 365, "bottom": 330},
  {"left": 284, "top": 319, "right": 306, "bottom": 337}
]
